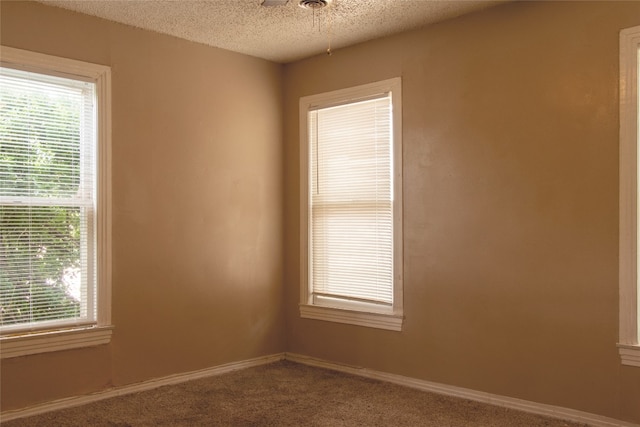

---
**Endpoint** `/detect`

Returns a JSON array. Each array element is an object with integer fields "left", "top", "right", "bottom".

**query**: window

[
  {"left": 299, "top": 78, "right": 403, "bottom": 331},
  {"left": 0, "top": 46, "right": 112, "bottom": 358},
  {"left": 619, "top": 26, "right": 640, "bottom": 367}
]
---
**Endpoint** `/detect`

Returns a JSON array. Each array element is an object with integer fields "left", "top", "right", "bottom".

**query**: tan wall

[
  {"left": 2, "top": 0, "right": 640, "bottom": 423},
  {"left": 1, "top": 1, "right": 285, "bottom": 410},
  {"left": 283, "top": 1, "right": 640, "bottom": 423}
]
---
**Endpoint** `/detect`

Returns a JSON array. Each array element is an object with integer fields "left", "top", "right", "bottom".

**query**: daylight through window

[
  {"left": 0, "top": 67, "right": 97, "bottom": 332},
  {"left": 619, "top": 25, "right": 640, "bottom": 367},
  {"left": 299, "top": 78, "right": 403, "bottom": 331},
  {"left": 0, "top": 48, "right": 111, "bottom": 357}
]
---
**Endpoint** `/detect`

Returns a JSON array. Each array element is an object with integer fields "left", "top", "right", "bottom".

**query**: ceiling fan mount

[{"left": 298, "top": 0, "right": 332, "bottom": 10}]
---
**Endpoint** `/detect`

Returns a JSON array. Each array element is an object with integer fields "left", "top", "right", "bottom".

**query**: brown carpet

[{"left": 4, "top": 361, "right": 587, "bottom": 426}]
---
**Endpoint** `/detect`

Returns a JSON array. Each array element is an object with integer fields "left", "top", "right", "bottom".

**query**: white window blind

[
  {"left": 309, "top": 94, "right": 394, "bottom": 308},
  {"left": 619, "top": 26, "right": 640, "bottom": 366},
  {"left": 0, "top": 66, "right": 97, "bottom": 333}
]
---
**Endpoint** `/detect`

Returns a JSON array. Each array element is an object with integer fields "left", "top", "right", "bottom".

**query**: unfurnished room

[{"left": 0, "top": 0, "right": 639, "bottom": 425}]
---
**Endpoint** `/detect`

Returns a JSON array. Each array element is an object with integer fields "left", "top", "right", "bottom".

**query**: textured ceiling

[{"left": 38, "top": 0, "right": 503, "bottom": 63}]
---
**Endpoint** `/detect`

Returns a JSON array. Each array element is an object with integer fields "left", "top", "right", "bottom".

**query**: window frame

[
  {"left": 299, "top": 78, "right": 403, "bottom": 331},
  {"left": 619, "top": 26, "right": 640, "bottom": 367},
  {"left": 0, "top": 46, "right": 112, "bottom": 358}
]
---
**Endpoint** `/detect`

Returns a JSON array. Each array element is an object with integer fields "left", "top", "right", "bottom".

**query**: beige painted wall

[
  {"left": 283, "top": 1, "right": 640, "bottom": 424},
  {"left": 1, "top": 1, "right": 285, "bottom": 410},
  {"left": 2, "top": 0, "right": 640, "bottom": 423}
]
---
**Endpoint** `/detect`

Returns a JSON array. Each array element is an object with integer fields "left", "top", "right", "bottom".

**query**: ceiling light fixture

[
  {"left": 263, "top": 0, "right": 335, "bottom": 56},
  {"left": 298, "top": 0, "right": 331, "bottom": 10},
  {"left": 298, "top": 0, "right": 334, "bottom": 56}
]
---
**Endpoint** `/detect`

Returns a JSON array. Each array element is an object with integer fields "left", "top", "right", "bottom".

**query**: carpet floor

[{"left": 4, "top": 361, "right": 588, "bottom": 426}]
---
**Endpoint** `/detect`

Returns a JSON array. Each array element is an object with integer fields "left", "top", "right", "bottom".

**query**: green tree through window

[{"left": 0, "top": 70, "right": 89, "bottom": 327}]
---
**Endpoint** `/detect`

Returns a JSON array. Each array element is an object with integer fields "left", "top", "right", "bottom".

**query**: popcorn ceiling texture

[{"left": 38, "top": 0, "right": 502, "bottom": 63}]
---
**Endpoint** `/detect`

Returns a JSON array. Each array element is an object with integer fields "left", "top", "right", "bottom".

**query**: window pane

[
  {"left": 309, "top": 96, "right": 394, "bottom": 306},
  {"left": 0, "top": 205, "right": 84, "bottom": 326},
  {"left": 0, "top": 66, "right": 95, "bottom": 332},
  {"left": 0, "top": 70, "right": 88, "bottom": 199}
]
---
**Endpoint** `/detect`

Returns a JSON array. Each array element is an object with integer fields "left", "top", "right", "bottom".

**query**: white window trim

[
  {"left": 0, "top": 46, "right": 112, "bottom": 358},
  {"left": 299, "top": 78, "right": 403, "bottom": 331},
  {"left": 619, "top": 26, "right": 640, "bottom": 367}
]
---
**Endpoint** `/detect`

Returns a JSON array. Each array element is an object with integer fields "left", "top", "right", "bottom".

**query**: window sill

[
  {"left": 300, "top": 304, "right": 403, "bottom": 331},
  {"left": 0, "top": 325, "right": 114, "bottom": 359},
  {"left": 618, "top": 344, "right": 640, "bottom": 367}
]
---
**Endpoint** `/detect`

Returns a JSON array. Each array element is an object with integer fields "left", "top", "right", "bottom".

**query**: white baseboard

[
  {"left": 3, "top": 351, "right": 638, "bottom": 427},
  {"left": 0, "top": 353, "right": 285, "bottom": 422},
  {"left": 284, "top": 352, "right": 639, "bottom": 427}
]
